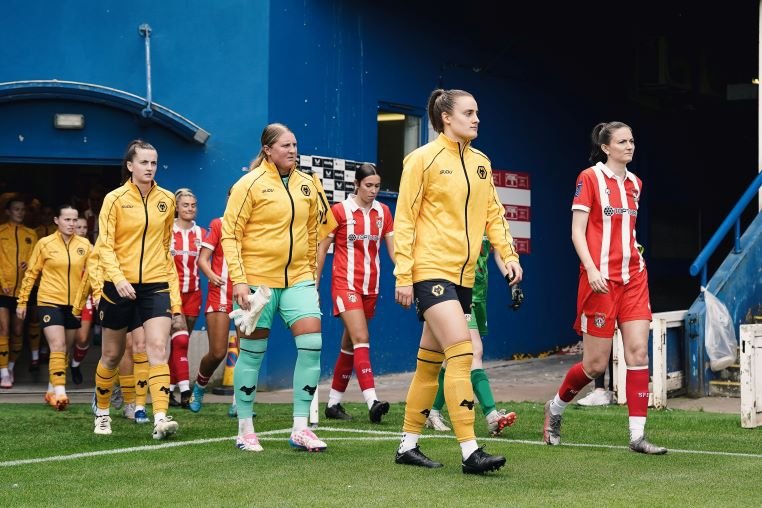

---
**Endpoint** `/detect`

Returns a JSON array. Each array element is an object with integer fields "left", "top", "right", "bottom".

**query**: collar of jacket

[
  {"left": 126, "top": 178, "right": 156, "bottom": 197},
  {"left": 435, "top": 132, "right": 472, "bottom": 154},
  {"left": 262, "top": 158, "right": 295, "bottom": 178}
]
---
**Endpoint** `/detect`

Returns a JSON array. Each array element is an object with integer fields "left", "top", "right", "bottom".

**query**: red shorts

[
  {"left": 332, "top": 289, "right": 377, "bottom": 319},
  {"left": 205, "top": 283, "right": 234, "bottom": 314},
  {"left": 81, "top": 295, "right": 94, "bottom": 322},
  {"left": 181, "top": 290, "right": 202, "bottom": 317},
  {"left": 573, "top": 267, "right": 652, "bottom": 339}
]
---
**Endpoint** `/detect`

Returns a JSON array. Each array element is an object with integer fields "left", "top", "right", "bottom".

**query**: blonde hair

[{"left": 249, "top": 123, "right": 293, "bottom": 171}]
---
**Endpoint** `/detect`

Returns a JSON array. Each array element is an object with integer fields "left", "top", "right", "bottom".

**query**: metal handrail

[{"left": 689, "top": 170, "right": 762, "bottom": 286}]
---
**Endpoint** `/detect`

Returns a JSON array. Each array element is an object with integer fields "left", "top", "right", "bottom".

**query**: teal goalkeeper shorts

[
  {"left": 233, "top": 280, "right": 321, "bottom": 330},
  {"left": 468, "top": 299, "right": 488, "bottom": 336}
]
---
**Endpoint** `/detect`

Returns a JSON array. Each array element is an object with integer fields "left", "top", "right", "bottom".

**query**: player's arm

[
  {"left": 485, "top": 173, "right": 522, "bottom": 285},
  {"left": 16, "top": 241, "right": 44, "bottom": 317},
  {"left": 316, "top": 235, "right": 334, "bottom": 292},
  {"left": 221, "top": 179, "right": 254, "bottom": 311},
  {"left": 571, "top": 209, "right": 607, "bottom": 293},
  {"left": 393, "top": 151, "right": 426, "bottom": 308}
]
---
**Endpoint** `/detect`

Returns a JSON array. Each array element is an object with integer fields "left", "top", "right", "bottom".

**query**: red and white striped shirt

[
  {"left": 201, "top": 217, "right": 232, "bottom": 304},
  {"left": 330, "top": 197, "right": 394, "bottom": 295},
  {"left": 572, "top": 162, "right": 645, "bottom": 284},
  {"left": 172, "top": 221, "right": 206, "bottom": 293}
]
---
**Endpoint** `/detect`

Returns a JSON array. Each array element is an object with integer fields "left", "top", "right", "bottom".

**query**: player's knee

[
  {"left": 350, "top": 332, "right": 369, "bottom": 345},
  {"left": 295, "top": 332, "right": 322, "bottom": 352}
]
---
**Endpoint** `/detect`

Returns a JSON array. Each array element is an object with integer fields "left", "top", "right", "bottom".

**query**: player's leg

[{"left": 189, "top": 311, "right": 230, "bottom": 413}]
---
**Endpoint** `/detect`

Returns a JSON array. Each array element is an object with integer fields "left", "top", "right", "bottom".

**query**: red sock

[
  {"left": 353, "top": 344, "right": 375, "bottom": 391},
  {"left": 72, "top": 344, "right": 90, "bottom": 363},
  {"left": 170, "top": 331, "right": 190, "bottom": 384},
  {"left": 626, "top": 367, "right": 649, "bottom": 417},
  {"left": 331, "top": 349, "right": 354, "bottom": 392},
  {"left": 196, "top": 372, "right": 211, "bottom": 387},
  {"left": 558, "top": 362, "right": 593, "bottom": 402}
]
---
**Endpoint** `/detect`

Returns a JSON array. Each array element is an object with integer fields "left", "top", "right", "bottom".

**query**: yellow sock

[
  {"left": 402, "top": 348, "right": 445, "bottom": 435},
  {"left": 443, "top": 340, "right": 476, "bottom": 443},
  {"left": 0, "top": 335, "right": 8, "bottom": 369},
  {"left": 28, "top": 322, "right": 40, "bottom": 352},
  {"left": 149, "top": 363, "right": 171, "bottom": 415},
  {"left": 9, "top": 332, "right": 22, "bottom": 363},
  {"left": 95, "top": 361, "right": 118, "bottom": 410},
  {"left": 121, "top": 374, "right": 136, "bottom": 404},
  {"left": 133, "top": 352, "right": 149, "bottom": 407},
  {"left": 49, "top": 352, "right": 67, "bottom": 387}
]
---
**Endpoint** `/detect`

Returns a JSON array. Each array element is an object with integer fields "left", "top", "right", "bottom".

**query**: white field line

[{"left": 3, "top": 425, "right": 762, "bottom": 467}]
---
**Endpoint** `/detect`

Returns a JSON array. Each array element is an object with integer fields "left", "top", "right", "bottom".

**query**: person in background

[
  {"left": 189, "top": 189, "right": 237, "bottom": 416},
  {"left": 169, "top": 188, "right": 206, "bottom": 408},
  {"left": 17, "top": 205, "right": 91, "bottom": 410},
  {"left": 543, "top": 121, "right": 666, "bottom": 455},
  {"left": 316, "top": 163, "right": 394, "bottom": 423},
  {"left": 0, "top": 197, "right": 37, "bottom": 388}
]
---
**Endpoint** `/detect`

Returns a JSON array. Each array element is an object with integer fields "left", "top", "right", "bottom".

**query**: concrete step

[{"left": 709, "top": 379, "right": 740, "bottom": 397}]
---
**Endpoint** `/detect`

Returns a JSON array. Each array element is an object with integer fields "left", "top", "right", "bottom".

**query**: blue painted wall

[{"left": 2, "top": 0, "right": 650, "bottom": 388}]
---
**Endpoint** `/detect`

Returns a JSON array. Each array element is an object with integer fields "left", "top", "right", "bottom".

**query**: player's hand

[
  {"left": 19, "top": 262, "right": 27, "bottom": 271},
  {"left": 16, "top": 307, "right": 26, "bottom": 320},
  {"left": 505, "top": 261, "right": 523, "bottom": 286},
  {"left": 233, "top": 283, "right": 251, "bottom": 311},
  {"left": 171, "top": 313, "right": 186, "bottom": 332},
  {"left": 395, "top": 285, "right": 413, "bottom": 309},
  {"left": 115, "top": 280, "right": 137, "bottom": 300},
  {"left": 586, "top": 267, "right": 609, "bottom": 294},
  {"left": 209, "top": 273, "right": 224, "bottom": 287}
]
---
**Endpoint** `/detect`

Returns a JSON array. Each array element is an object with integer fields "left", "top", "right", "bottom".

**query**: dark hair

[
  {"left": 589, "top": 122, "right": 632, "bottom": 164},
  {"left": 250, "top": 123, "right": 293, "bottom": 170},
  {"left": 427, "top": 88, "right": 473, "bottom": 133},
  {"left": 54, "top": 204, "right": 77, "bottom": 217},
  {"left": 355, "top": 163, "right": 379, "bottom": 184},
  {"left": 5, "top": 195, "right": 24, "bottom": 210},
  {"left": 121, "top": 139, "right": 157, "bottom": 183}
]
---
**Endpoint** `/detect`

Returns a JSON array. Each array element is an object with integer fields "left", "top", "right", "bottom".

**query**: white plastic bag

[{"left": 703, "top": 287, "right": 737, "bottom": 371}]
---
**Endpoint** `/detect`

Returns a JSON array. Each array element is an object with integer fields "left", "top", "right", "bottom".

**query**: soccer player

[
  {"left": 92, "top": 139, "right": 182, "bottom": 439},
  {"left": 316, "top": 163, "right": 394, "bottom": 423},
  {"left": 0, "top": 198, "right": 37, "bottom": 388},
  {"left": 426, "top": 235, "right": 517, "bottom": 435},
  {"left": 393, "top": 89, "right": 522, "bottom": 474},
  {"left": 169, "top": 188, "right": 206, "bottom": 408},
  {"left": 189, "top": 192, "right": 236, "bottom": 415},
  {"left": 70, "top": 217, "right": 94, "bottom": 385},
  {"left": 221, "top": 123, "right": 336, "bottom": 452},
  {"left": 543, "top": 121, "right": 667, "bottom": 454},
  {"left": 16, "top": 205, "right": 91, "bottom": 410}
]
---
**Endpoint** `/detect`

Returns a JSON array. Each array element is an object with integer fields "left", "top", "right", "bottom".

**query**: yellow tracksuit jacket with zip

[
  {"left": 17, "top": 231, "right": 91, "bottom": 308},
  {"left": 0, "top": 223, "right": 38, "bottom": 297},
  {"left": 221, "top": 159, "right": 337, "bottom": 288},
  {"left": 99, "top": 179, "right": 176, "bottom": 286},
  {"left": 394, "top": 133, "right": 519, "bottom": 288}
]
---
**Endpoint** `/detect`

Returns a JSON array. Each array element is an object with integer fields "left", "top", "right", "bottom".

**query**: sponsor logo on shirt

[
  {"left": 477, "top": 166, "right": 487, "bottom": 179},
  {"left": 603, "top": 206, "right": 637, "bottom": 217},
  {"left": 301, "top": 185, "right": 311, "bottom": 196},
  {"left": 574, "top": 181, "right": 582, "bottom": 197},
  {"left": 347, "top": 233, "right": 380, "bottom": 242},
  {"left": 440, "top": 169, "right": 452, "bottom": 175}
]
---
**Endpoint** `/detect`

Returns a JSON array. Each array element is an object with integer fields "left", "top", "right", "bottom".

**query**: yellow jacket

[
  {"left": 394, "top": 133, "right": 519, "bottom": 288},
  {"left": 98, "top": 179, "right": 176, "bottom": 286},
  {"left": 17, "top": 231, "right": 91, "bottom": 308},
  {"left": 0, "top": 223, "right": 38, "bottom": 297},
  {"left": 73, "top": 236, "right": 181, "bottom": 315},
  {"left": 222, "top": 159, "right": 337, "bottom": 288}
]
